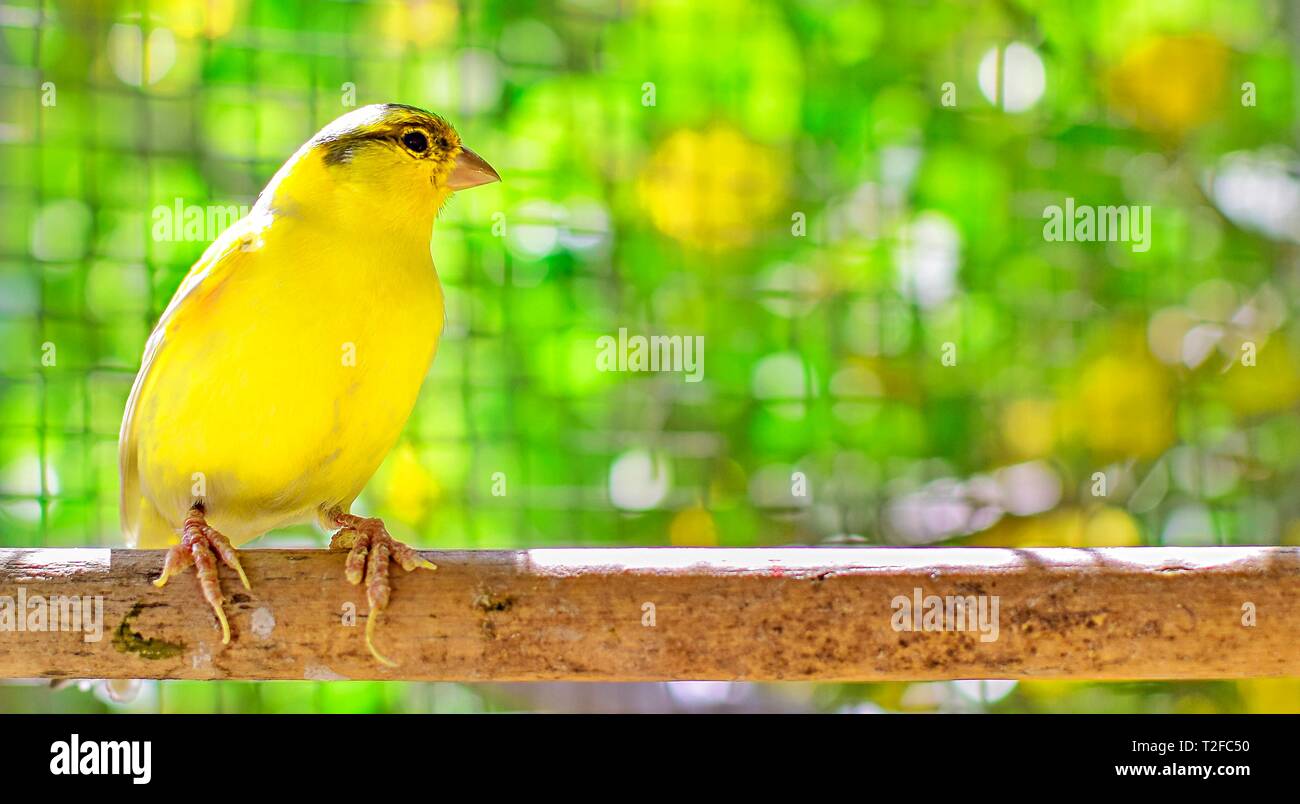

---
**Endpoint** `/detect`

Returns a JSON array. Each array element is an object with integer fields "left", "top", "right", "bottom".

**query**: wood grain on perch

[{"left": 0, "top": 547, "right": 1296, "bottom": 681}]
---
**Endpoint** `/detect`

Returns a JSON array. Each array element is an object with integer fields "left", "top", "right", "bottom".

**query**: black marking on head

[
  {"left": 319, "top": 129, "right": 399, "bottom": 166},
  {"left": 316, "top": 104, "right": 457, "bottom": 167}
]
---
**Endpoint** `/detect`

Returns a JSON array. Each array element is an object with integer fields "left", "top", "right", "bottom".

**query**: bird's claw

[
  {"left": 154, "top": 506, "right": 250, "bottom": 644},
  {"left": 331, "top": 514, "right": 436, "bottom": 666}
]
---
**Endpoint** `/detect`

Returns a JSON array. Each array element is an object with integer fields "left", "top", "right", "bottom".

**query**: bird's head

[{"left": 263, "top": 103, "right": 499, "bottom": 228}]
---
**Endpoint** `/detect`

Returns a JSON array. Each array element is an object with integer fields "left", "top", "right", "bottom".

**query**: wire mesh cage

[{"left": 0, "top": 0, "right": 1298, "bottom": 712}]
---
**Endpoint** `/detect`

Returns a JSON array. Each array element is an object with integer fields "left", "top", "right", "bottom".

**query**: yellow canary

[{"left": 118, "top": 104, "right": 499, "bottom": 664}]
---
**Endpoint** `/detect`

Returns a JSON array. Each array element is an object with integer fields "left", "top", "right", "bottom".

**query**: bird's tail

[{"left": 123, "top": 494, "right": 179, "bottom": 549}]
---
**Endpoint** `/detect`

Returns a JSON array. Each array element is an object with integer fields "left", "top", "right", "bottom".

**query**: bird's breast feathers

[{"left": 124, "top": 209, "right": 445, "bottom": 544}]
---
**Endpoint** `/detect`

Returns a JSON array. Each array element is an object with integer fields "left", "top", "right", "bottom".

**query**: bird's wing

[{"left": 118, "top": 213, "right": 271, "bottom": 547}]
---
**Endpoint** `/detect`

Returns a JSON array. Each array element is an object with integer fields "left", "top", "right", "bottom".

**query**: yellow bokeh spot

[
  {"left": 1217, "top": 340, "right": 1300, "bottom": 417},
  {"left": 153, "top": 0, "right": 242, "bottom": 39},
  {"left": 1237, "top": 679, "right": 1300, "bottom": 714},
  {"left": 669, "top": 505, "right": 718, "bottom": 546},
  {"left": 1062, "top": 352, "right": 1175, "bottom": 459},
  {"left": 1001, "top": 399, "right": 1056, "bottom": 459},
  {"left": 1082, "top": 506, "right": 1142, "bottom": 547},
  {"left": 377, "top": 442, "right": 441, "bottom": 526},
  {"left": 639, "top": 126, "right": 787, "bottom": 251},
  {"left": 1016, "top": 680, "right": 1088, "bottom": 705},
  {"left": 379, "top": 0, "right": 458, "bottom": 47},
  {"left": 1107, "top": 34, "right": 1228, "bottom": 137},
  {"left": 973, "top": 506, "right": 1141, "bottom": 548}
]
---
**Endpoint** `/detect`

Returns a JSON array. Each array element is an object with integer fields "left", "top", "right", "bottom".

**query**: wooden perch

[{"left": 0, "top": 546, "right": 1297, "bottom": 681}]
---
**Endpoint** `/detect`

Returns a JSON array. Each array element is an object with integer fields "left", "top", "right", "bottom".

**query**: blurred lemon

[
  {"left": 1061, "top": 351, "right": 1175, "bottom": 459},
  {"left": 639, "top": 125, "right": 787, "bottom": 251},
  {"left": 1107, "top": 34, "right": 1228, "bottom": 137},
  {"left": 1001, "top": 398, "right": 1057, "bottom": 459},
  {"left": 1217, "top": 339, "right": 1300, "bottom": 417},
  {"left": 669, "top": 504, "right": 718, "bottom": 546}
]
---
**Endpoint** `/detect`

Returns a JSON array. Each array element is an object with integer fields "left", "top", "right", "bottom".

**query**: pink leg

[
  {"left": 329, "top": 512, "right": 436, "bottom": 666},
  {"left": 154, "top": 505, "right": 251, "bottom": 644}
]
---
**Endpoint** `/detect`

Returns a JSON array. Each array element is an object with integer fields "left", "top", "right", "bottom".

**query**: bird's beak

[{"left": 446, "top": 146, "right": 500, "bottom": 190}]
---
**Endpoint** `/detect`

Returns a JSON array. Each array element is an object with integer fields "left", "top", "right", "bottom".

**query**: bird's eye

[{"left": 401, "top": 131, "right": 429, "bottom": 154}]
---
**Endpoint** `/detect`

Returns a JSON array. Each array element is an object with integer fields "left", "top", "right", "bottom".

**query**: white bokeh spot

[{"left": 978, "top": 43, "right": 1045, "bottom": 113}]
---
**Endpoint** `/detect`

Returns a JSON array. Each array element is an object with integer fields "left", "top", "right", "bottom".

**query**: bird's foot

[
  {"left": 154, "top": 505, "right": 251, "bottom": 644},
  {"left": 330, "top": 513, "right": 437, "bottom": 667}
]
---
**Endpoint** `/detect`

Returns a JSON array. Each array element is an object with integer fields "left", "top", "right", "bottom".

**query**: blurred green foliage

[{"left": 0, "top": 0, "right": 1298, "bottom": 712}]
